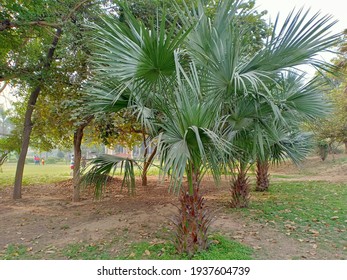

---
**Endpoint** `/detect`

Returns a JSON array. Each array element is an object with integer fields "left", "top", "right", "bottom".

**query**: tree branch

[
  {"left": 0, "top": 19, "right": 62, "bottom": 32},
  {"left": 64, "top": 0, "right": 94, "bottom": 22},
  {"left": 0, "top": 82, "right": 7, "bottom": 94}
]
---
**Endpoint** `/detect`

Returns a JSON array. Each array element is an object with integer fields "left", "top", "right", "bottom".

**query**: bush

[
  {"left": 56, "top": 151, "right": 65, "bottom": 158},
  {"left": 45, "top": 157, "right": 63, "bottom": 164}
]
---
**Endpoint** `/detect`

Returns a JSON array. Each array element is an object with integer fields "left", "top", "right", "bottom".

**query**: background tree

[
  {"left": 0, "top": 0, "right": 105, "bottom": 199},
  {"left": 305, "top": 29, "right": 347, "bottom": 156}
]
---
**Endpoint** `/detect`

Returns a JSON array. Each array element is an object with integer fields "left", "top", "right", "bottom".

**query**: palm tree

[
  {"left": 83, "top": 0, "right": 339, "bottom": 254},
  {"left": 254, "top": 73, "right": 331, "bottom": 192}
]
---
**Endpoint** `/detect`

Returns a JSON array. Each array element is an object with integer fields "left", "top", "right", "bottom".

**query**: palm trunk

[
  {"left": 255, "top": 159, "right": 270, "bottom": 191},
  {"left": 13, "top": 28, "right": 62, "bottom": 199},
  {"left": 174, "top": 163, "right": 211, "bottom": 256},
  {"left": 230, "top": 163, "right": 250, "bottom": 208}
]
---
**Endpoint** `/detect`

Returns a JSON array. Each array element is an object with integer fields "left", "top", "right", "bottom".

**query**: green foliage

[
  {"left": 318, "top": 140, "right": 329, "bottom": 161},
  {"left": 56, "top": 150, "right": 65, "bottom": 159},
  {"left": 307, "top": 29, "right": 347, "bottom": 149},
  {"left": 1, "top": 0, "right": 111, "bottom": 154}
]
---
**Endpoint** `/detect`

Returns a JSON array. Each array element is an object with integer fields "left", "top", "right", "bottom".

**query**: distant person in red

[
  {"left": 70, "top": 157, "right": 74, "bottom": 170},
  {"left": 41, "top": 158, "right": 45, "bottom": 165},
  {"left": 34, "top": 156, "right": 40, "bottom": 165}
]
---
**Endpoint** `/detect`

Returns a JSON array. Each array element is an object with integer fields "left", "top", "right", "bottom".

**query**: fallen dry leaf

[{"left": 144, "top": 250, "right": 151, "bottom": 256}]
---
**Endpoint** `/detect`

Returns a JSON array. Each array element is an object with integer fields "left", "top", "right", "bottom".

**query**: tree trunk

[
  {"left": 0, "top": 151, "right": 9, "bottom": 173},
  {"left": 73, "top": 127, "right": 83, "bottom": 202},
  {"left": 72, "top": 116, "right": 93, "bottom": 202},
  {"left": 174, "top": 164, "right": 211, "bottom": 256},
  {"left": 13, "top": 28, "right": 62, "bottom": 199},
  {"left": 344, "top": 141, "right": 347, "bottom": 154},
  {"left": 255, "top": 159, "right": 270, "bottom": 192},
  {"left": 230, "top": 165, "right": 250, "bottom": 208},
  {"left": 141, "top": 146, "right": 157, "bottom": 187},
  {"left": 141, "top": 132, "right": 148, "bottom": 186}
]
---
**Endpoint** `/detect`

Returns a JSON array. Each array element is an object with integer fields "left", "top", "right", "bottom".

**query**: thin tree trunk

[
  {"left": 73, "top": 116, "right": 93, "bottom": 202},
  {"left": 255, "top": 159, "right": 270, "bottom": 192},
  {"left": 0, "top": 81, "right": 7, "bottom": 94},
  {"left": 141, "top": 132, "right": 148, "bottom": 186},
  {"left": 142, "top": 145, "right": 157, "bottom": 187},
  {"left": 0, "top": 151, "right": 9, "bottom": 172},
  {"left": 344, "top": 141, "right": 347, "bottom": 154},
  {"left": 13, "top": 28, "right": 62, "bottom": 199},
  {"left": 73, "top": 127, "right": 83, "bottom": 202}
]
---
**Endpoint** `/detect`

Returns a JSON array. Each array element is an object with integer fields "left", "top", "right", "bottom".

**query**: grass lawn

[
  {"left": 0, "top": 162, "right": 72, "bottom": 188},
  {"left": 240, "top": 181, "right": 347, "bottom": 256},
  {"left": 1, "top": 234, "right": 253, "bottom": 260}
]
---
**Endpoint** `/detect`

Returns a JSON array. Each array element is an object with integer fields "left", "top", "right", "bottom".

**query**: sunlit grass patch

[{"left": 0, "top": 163, "right": 71, "bottom": 188}]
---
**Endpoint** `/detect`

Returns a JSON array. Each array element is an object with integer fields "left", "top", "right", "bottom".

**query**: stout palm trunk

[
  {"left": 230, "top": 163, "right": 251, "bottom": 208},
  {"left": 255, "top": 159, "right": 270, "bottom": 192},
  {"left": 174, "top": 163, "right": 211, "bottom": 256}
]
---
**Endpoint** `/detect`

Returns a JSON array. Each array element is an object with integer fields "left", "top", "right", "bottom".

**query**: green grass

[
  {"left": 121, "top": 235, "right": 253, "bottom": 260},
  {"left": 0, "top": 234, "right": 251, "bottom": 260},
  {"left": 241, "top": 181, "right": 347, "bottom": 256},
  {"left": 63, "top": 242, "right": 113, "bottom": 260},
  {"left": 0, "top": 244, "right": 32, "bottom": 260},
  {"left": 0, "top": 162, "right": 72, "bottom": 188},
  {"left": 59, "top": 234, "right": 253, "bottom": 260}
]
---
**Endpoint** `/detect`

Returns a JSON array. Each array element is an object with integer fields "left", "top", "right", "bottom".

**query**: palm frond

[
  {"left": 80, "top": 154, "right": 140, "bottom": 198},
  {"left": 88, "top": 4, "right": 190, "bottom": 98},
  {"left": 246, "top": 8, "right": 340, "bottom": 73}
]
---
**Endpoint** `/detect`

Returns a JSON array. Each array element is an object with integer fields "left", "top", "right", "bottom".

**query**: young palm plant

[
  {"left": 254, "top": 73, "right": 331, "bottom": 191},
  {"left": 155, "top": 64, "right": 231, "bottom": 255}
]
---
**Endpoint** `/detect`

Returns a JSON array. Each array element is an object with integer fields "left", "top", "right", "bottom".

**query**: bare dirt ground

[{"left": 0, "top": 155, "right": 346, "bottom": 260}]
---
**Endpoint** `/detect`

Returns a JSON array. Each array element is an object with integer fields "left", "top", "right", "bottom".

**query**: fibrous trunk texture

[
  {"left": 174, "top": 185, "right": 212, "bottom": 256},
  {"left": 255, "top": 160, "right": 270, "bottom": 192},
  {"left": 230, "top": 170, "right": 250, "bottom": 208}
]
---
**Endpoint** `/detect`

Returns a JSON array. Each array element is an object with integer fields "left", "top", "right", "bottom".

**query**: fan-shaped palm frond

[
  {"left": 85, "top": 78, "right": 130, "bottom": 114},
  {"left": 155, "top": 60, "right": 232, "bottom": 193},
  {"left": 80, "top": 154, "right": 140, "bottom": 198},
  {"left": 177, "top": 1, "right": 340, "bottom": 103},
  {"left": 88, "top": 4, "right": 190, "bottom": 100},
  {"left": 269, "top": 72, "right": 332, "bottom": 123}
]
